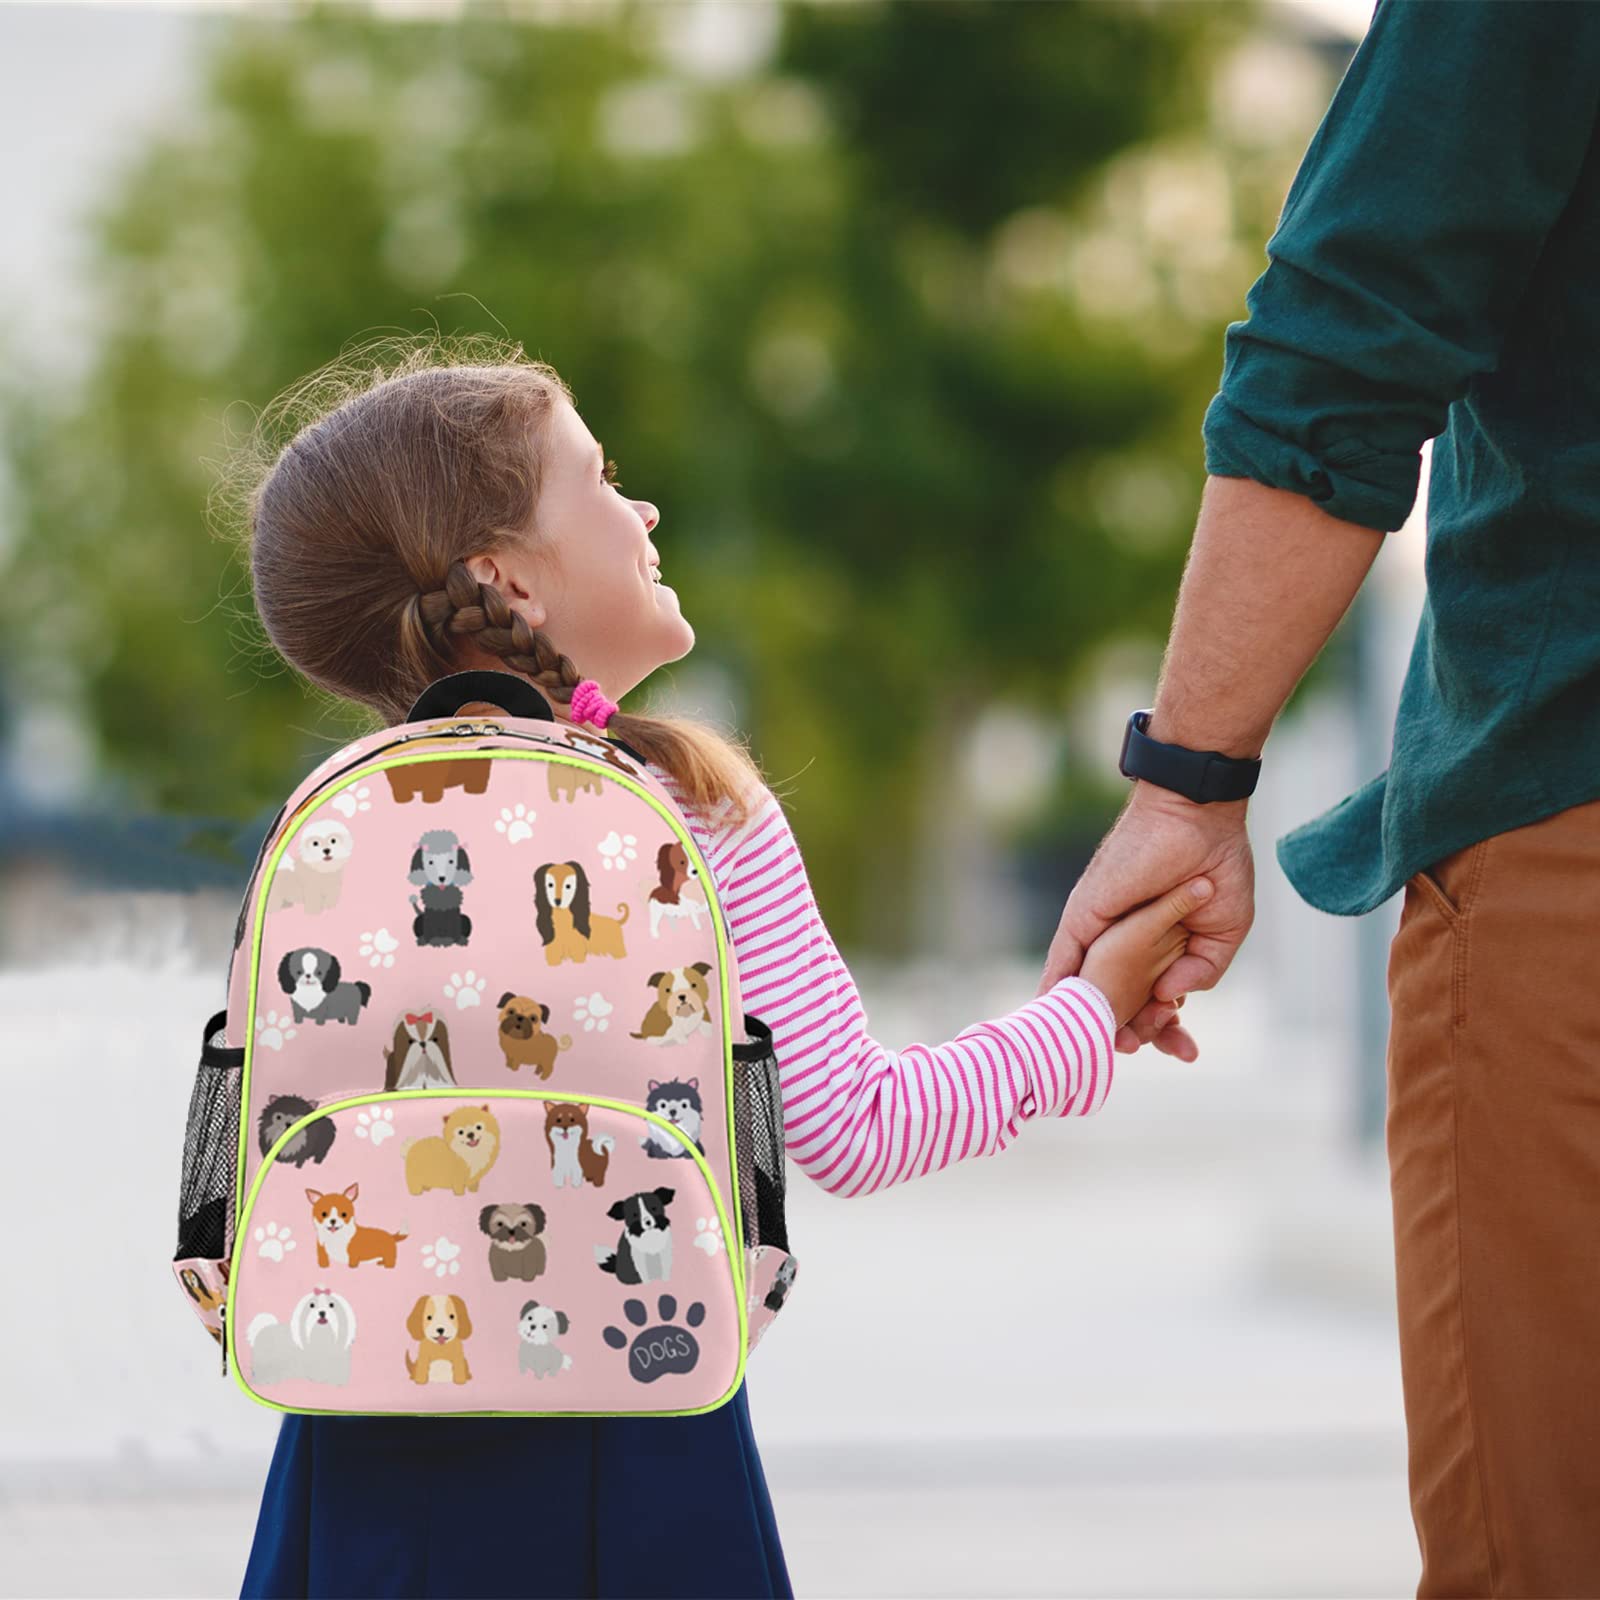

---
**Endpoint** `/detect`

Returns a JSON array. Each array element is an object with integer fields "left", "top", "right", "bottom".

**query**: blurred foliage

[{"left": 0, "top": 0, "right": 1341, "bottom": 952}]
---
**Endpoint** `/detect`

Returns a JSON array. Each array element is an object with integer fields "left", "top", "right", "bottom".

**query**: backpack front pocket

[{"left": 227, "top": 1089, "right": 747, "bottom": 1417}]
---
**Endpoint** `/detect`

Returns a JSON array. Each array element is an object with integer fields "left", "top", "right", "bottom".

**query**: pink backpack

[{"left": 173, "top": 671, "right": 798, "bottom": 1417}]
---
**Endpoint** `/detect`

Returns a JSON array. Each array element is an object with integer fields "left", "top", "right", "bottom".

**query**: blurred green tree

[{"left": 0, "top": 0, "right": 1327, "bottom": 952}]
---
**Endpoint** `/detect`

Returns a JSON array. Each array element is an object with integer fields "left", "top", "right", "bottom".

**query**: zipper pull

[{"left": 219, "top": 1302, "right": 228, "bottom": 1377}]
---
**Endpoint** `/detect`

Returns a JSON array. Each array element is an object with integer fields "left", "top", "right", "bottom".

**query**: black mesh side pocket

[
  {"left": 732, "top": 1013, "right": 788, "bottom": 1253},
  {"left": 175, "top": 1009, "right": 244, "bottom": 1263}
]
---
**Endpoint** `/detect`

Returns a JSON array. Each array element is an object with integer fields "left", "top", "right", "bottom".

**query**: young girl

[{"left": 231, "top": 341, "right": 1207, "bottom": 1600}]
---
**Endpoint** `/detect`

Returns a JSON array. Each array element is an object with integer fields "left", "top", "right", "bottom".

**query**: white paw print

[
  {"left": 360, "top": 928, "right": 399, "bottom": 968},
  {"left": 693, "top": 1215, "right": 723, "bottom": 1256},
  {"left": 254, "top": 1222, "right": 297, "bottom": 1261},
  {"left": 255, "top": 1011, "right": 297, "bottom": 1051},
  {"left": 422, "top": 1236, "right": 462, "bottom": 1277},
  {"left": 355, "top": 1107, "right": 396, "bottom": 1145},
  {"left": 597, "top": 830, "right": 638, "bottom": 870},
  {"left": 330, "top": 783, "right": 373, "bottom": 818},
  {"left": 574, "top": 991, "right": 613, "bottom": 1032},
  {"left": 494, "top": 803, "right": 536, "bottom": 844},
  {"left": 444, "top": 971, "right": 485, "bottom": 1009}
]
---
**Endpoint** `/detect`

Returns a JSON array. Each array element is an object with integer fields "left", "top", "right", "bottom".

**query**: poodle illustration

[
  {"left": 277, "top": 948, "right": 372, "bottom": 1026},
  {"left": 270, "top": 820, "right": 354, "bottom": 915},
  {"left": 479, "top": 1203, "right": 548, "bottom": 1282},
  {"left": 408, "top": 830, "right": 473, "bottom": 947},
  {"left": 595, "top": 1187, "right": 675, "bottom": 1284},
  {"left": 305, "top": 1183, "right": 409, "bottom": 1268},
  {"left": 257, "top": 1094, "right": 336, "bottom": 1167},
  {"left": 382, "top": 1009, "right": 456, "bottom": 1091},
  {"left": 640, "top": 1080, "right": 706, "bottom": 1160},
  {"left": 405, "top": 1292, "right": 473, "bottom": 1385},
  {"left": 646, "top": 842, "right": 711, "bottom": 937},
  {"left": 534, "top": 861, "right": 630, "bottom": 965},
  {"left": 517, "top": 1302, "right": 573, "bottom": 1377},
  {"left": 630, "top": 964, "right": 716, "bottom": 1044},
  {"left": 545, "top": 1101, "right": 614, "bottom": 1189},
  {"left": 496, "top": 992, "right": 573, "bottom": 1077},
  {"left": 247, "top": 1287, "right": 357, "bottom": 1386},
  {"left": 403, "top": 1105, "right": 502, "bottom": 1196}
]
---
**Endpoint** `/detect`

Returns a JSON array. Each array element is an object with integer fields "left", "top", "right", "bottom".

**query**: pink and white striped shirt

[{"left": 649, "top": 766, "right": 1117, "bottom": 1199}]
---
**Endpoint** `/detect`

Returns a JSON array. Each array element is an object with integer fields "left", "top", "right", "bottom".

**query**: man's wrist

[{"left": 1145, "top": 707, "right": 1266, "bottom": 764}]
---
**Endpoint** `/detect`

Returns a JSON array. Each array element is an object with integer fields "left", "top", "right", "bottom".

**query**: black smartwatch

[{"left": 1117, "top": 709, "right": 1261, "bottom": 804}]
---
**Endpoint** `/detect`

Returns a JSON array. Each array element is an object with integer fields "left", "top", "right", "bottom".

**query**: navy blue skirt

[{"left": 240, "top": 1381, "right": 792, "bottom": 1599}]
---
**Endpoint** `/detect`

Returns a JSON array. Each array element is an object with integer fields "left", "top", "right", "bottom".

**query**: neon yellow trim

[
  {"left": 226, "top": 1086, "right": 749, "bottom": 1419},
  {"left": 237, "top": 746, "right": 745, "bottom": 1296}
]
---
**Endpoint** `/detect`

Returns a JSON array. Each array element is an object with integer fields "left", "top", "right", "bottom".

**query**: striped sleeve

[{"left": 652, "top": 769, "right": 1117, "bottom": 1200}]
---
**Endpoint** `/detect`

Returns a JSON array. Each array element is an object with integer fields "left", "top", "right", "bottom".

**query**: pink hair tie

[{"left": 570, "top": 679, "right": 619, "bottom": 730}]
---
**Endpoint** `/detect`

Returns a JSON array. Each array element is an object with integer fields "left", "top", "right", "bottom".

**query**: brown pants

[{"left": 1387, "top": 795, "right": 1600, "bottom": 1598}]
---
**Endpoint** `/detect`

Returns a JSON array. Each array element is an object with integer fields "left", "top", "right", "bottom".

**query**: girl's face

[{"left": 461, "top": 398, "right": 691, "bottom": 704}]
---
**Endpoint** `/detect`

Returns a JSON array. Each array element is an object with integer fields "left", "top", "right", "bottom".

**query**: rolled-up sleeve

[{"left": 1203, "top": 0, "right": 1600, "bottom": 533}]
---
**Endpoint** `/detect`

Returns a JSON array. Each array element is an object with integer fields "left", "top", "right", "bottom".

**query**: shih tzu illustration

[
  {"left": 479, "top": 1202, "right": 549, "bottom": 1282},
  {"left": 495, "top": 992, "right": 573, "bottom": 1077},
  {"left": 594, "top": 1187, "right": 675, "bottom": 1284},
  {"left": 630, "top": 964, "right": 716, "bottom": 1044},
  {"left": 639, "top": 1079, "right": 706, "bottom": 1160},
  {"left": 517, "top": 1301, "right": 573, "bottom": 1377},
  {"left": 405, "top": 1293, "right": 473, "bottom": 1385},
  {"left": 270, "top": 820, "right": 354, "bottom": 915},
  {"left": 258, "top": 1094, "right": 337, "bottom": 1167},
  {"left": 247, "top": 1287, "right": 357, "bottom": 1386},
  {"left": 277, "top": 948, "right": 372, "bottom": 1026},
  {"left": 382, "top": 1010, "right": 456, "bottom": 1091},
  {"left": 408, "top": 829, "right": 474, "bottom": 947},
  {"left": 646, "top": 842, "right": 711, "bottom": 938},
  {"left": 545, "top": 1101, "right": 615, "bottom": 1189},
  {"left": 533, "top": 861, "right": 629, "bottom": 965},
  {"left": 304, "top": 1183, "right": 409, "bottom": 1268},
  {"left": 403, "top": 1104, "right": 501, "bottom": 1196},
  {"left": 384, "top": 753, "right": 492, "bottom": 806}
]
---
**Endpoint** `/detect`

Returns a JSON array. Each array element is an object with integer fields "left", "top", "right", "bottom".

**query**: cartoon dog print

[
  {"left": 534, "top": 861, "right": 629, "bottom": 964},
  {"left": 305, "top": 1183, "right": 408, "bottom": 1268},
  {"left": 408, "top": 829, "right": 473, "bottom": 947},
  {"left": 496, "top": 992, "right": 573, "bottom": 1077},
  {"left": 764, "top": 1255, "right": 798, "bottom": 1315},
  {"left": 405, "top": 1293, "right": 473, "bottom": 1385},
  {"left": 277, "top": 948, "right": 372, "bottom": 1026},
  {"left": 545, "top": 1102, "right": 615, "bottom": 1189},
  {"left": 403, "top": 1105, "right": 501, "bottom": 1196},
  {"left": 271, "top": 820, "right": 354, "bottom": 915},
  {"left": 383, "top": 1010, "right": 456, "bottom": 1091},
  {"left": 630, "top": 964, "right": 716, "bottom": 1044},
  {"left": 257, "top": 1094, "right": 336, "bottom": 1166},
  {"left": 248, "top": 1287, "right": 357, "bottom": 1386},
  {"left": 647, "top": 841, "right": 711, "bottom": 938},
  {"left": 640, "top": 1079, "right": 706, "bottom": 1160},
  {"left": 517, "top": 1302, "right": 573, "bottom": 1377},
  {"left": 595, "top": 1187, "right": 675, "bottom": 1284},
  {"left": 384, "top": 752, "right": 493, "bottom": 805},
  {"left": 479, "top": 1203, "right": 548, "bottom": 1282},
  {"left": 565, "top": 731, "right": 640, "bottom": 778},
  {"left": 547, "top": 762, "right": 605, "bottom": 804}
]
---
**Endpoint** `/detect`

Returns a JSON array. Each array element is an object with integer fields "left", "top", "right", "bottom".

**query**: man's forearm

[{"left": 1145, "top": 474, "right": 1386, "bottom": 764}]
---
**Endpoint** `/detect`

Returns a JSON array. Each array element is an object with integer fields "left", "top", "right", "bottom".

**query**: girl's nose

[{"left": 637, "top": 500, "right": 660, "bottom": 531}]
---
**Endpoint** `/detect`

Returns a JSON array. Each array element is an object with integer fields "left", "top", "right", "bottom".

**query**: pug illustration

[{"left": 496, "top": 992, "right": 573, "bottom": 1078}]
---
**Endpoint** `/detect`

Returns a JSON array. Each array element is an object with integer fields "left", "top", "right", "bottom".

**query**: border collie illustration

[{"left": 594, "top": 1187, "right": 675, "bottom": 1284}]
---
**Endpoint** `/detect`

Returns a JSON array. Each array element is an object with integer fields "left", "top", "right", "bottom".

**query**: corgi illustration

[{"left": 305, "top": 1183, "right": 409, "bottom": 1268}]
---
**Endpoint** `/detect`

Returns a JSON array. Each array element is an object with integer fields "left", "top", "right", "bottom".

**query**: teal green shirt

[{"left": 1201, "top": 0, "right": 1600, "bottom": 917}]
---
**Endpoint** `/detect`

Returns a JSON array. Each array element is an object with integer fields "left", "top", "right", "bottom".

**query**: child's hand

[{"left": 1078, "top": 876, "right": 1213, "bottom": 1032}]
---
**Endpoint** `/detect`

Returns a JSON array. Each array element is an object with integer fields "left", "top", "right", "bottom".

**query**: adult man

[{"left": 1038, "top": 3, "right": 1600, "bottom": 1594}]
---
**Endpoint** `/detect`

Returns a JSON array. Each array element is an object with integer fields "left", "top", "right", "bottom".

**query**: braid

[{"left": 415, "top": 558, "right": 584, "bottom": 717}]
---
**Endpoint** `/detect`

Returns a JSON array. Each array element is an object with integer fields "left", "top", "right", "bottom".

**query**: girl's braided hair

[{"left": 215, "top": 332, "right": 766, "bottom": 832}]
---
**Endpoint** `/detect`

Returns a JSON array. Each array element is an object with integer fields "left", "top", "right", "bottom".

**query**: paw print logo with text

[
  {"left": 355, "top": 1107, "right": 395, "bottom": 1145},
  {"left": 494, "top": 803, "right": 536, "bottom": 844},
  {"left": 360, "top": 928, "right": 399, "bottom": 968},
  {"left": 254, "top": 1223, "right": 296, "bottom": 1262},
  {"left": 330, "top": 784, "right": 373, "bottom": 819},
  {"left": 444, "top": 971, "right": 486, "bottom": 1009},
  {"left": 597, "top": 830, "right": 638, "bottom": 871},
  {"left": 255, "top": 1011, "right": 297, "bottom": 1052},
  {"left": 422, "top": 1237, "right": 462, "bottom": 1277},
  {"left": 603, "top": 1295, "right": 705, "bottom": 1383},
  {"left": 574, "top": 992, "right": 612, "bottom": 1032}
]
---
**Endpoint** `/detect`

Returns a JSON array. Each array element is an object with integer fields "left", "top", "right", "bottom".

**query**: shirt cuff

[{"left": 1021, "top": 975, "right": 1116, "bottom": 1121}]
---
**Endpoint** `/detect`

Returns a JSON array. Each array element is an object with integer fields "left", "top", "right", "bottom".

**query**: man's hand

[{"left": 1038, "top": 783, "right": 1255, "bottom": 1060}]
